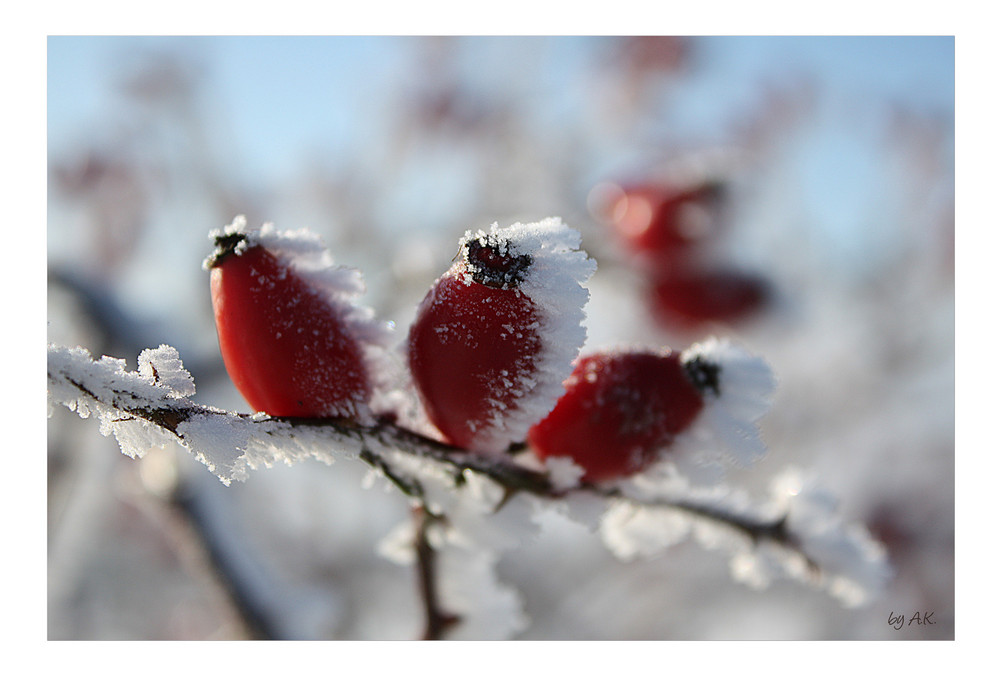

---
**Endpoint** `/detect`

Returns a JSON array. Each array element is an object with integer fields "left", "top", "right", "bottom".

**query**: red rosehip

[
  {"left": 205, "top": 217, "right": 382, "bottom": 420},
  {"left": 527, "top": 350, "right": 708, "bottom": 483},
  {"left": 604, "top": 181, "right": 725, "bottom": 264},
  {"left": 408, "top": 219, "right": 595, "bottom": 454},
  {"left": 649, "top": 267, "right": 769, "bottom": 329}
]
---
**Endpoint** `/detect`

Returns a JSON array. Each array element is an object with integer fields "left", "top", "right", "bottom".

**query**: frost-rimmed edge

[{"left": 676, "top": 336, "right": 777, "bottom": 469}]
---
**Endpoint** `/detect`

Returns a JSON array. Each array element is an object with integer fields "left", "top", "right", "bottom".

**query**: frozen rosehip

[
  {"left": 530, "top": 338, "right": 776, "bottom": 484},
  {"left": 604, "top": 180, "right": 726, "bottom": 264},
  {"left": 527, "top": 350, "right": 706, "bottom": 483},
  {"left": 204, "top": 217, "right": 385, "bottom": 420},
  {"left": 407, "top": 219, "right": 595, "bottom": 454},
  {"left": 407, "top": 242, "right": 538, "bottom": 451},
  {"left": 649, "top": 267, "right": 769, "bottom": 330}
]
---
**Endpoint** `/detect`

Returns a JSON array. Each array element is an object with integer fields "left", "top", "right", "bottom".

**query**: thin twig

[
  {"left": 168, "top": 481, "right": 285, "bottom": 639},
  {"left": 591, "top": 487, "right": 822, "bottom": 576},
  {"left": 413, "top": 505, "right": 460, "bottom": 640}
]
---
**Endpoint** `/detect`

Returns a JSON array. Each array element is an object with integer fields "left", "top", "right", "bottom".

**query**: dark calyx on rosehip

[
  {"left": 204, "top": 229, "right": 248, "bottom": 269},
  {"left": 682, "top": 353, "right": 722, "bottom": 397},
  {"left": 464, "top": 236, "right": 532, "bottom": 289}
]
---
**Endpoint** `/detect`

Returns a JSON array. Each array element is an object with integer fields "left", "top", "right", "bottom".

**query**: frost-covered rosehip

[
  {"left": 204, "top": 216, "right": 388, "bottom": 420},
  {"left": 529, "top": 338, "right": 775, "bottom": 484},
  {"left": 407, "top": 218, "right": 595, "bottom": 453},
  {"left": 649, "top": 267, "right": 769, "bottom": 330},
  {"left": 528, "top": 350, "right": 704, "bottom": 483}
]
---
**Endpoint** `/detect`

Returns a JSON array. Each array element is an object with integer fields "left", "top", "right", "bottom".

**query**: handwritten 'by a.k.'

[{"left": 888, "top": 611, "right": 935, "bottom": 630}]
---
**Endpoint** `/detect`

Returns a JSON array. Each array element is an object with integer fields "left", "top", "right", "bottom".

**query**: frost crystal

[
  {"left": 766, "top": 469, "right": 892, "bottom": 606},
  {"left": 47, "top": 345, "right": 181, "bottom": 461},
  {"left": 48, "top": 325, "right": 886, "bottom": 638},
  {"left": 366, "top": 453, "right": 539, "bottom": 636},
  {"left": 376, "top": 520, "right": 418, "bottom": 566},
  {"left": 600, "top": 502, "right": 692, "bottom": 559},
  {"left": 137, "top": 344, "right": 196, "bottom": 398}
]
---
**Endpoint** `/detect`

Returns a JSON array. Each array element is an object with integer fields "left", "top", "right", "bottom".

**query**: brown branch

[
  {"left": 49, "top": 357, "right": 828, "bottom": 593},
  {"left": 590, "top": 487, "right": 823, "bottom": 577},
  {"left": 413, "top": 505, "right": 460, "bottom": 640}
]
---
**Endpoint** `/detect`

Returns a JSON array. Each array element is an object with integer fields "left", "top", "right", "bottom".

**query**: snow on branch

[
  {"left": 47, "top": 343, "right": 890, "bottom": 610},
  {"left": 46, "top": 343, "right": 544, "bottom": 490}
]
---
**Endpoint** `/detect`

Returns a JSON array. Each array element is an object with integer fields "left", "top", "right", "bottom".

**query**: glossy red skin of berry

[
  {"left": 209, "top": 245, "right": 370, "bottom": 418},
  {"left": 649, "top": 268, "right": 768, "bottom": 329},
  {"left": 527, "top": 351, "right": 704, "bottom": 483},
  {"left": 610, "top": 182, "right": 724, "bottom": 263},
  {"left": 408, "top": 257, "right": 540, "bottom": 452}
]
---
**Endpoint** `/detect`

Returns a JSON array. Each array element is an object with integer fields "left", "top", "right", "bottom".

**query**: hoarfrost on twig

[{"left": 47, "top": 341, "right": 890, "bottom": 625}]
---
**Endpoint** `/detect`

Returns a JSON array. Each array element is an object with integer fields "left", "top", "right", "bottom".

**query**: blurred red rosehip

[
  {"left": 603, "top": 181, "right": 726, "bottom": 265},
  {"left": 649, "top": 267, "right": 769, "bottom": 329}
]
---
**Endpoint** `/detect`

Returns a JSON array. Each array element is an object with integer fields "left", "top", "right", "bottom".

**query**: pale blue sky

[
  {"left": 48, "top": 36, "right": 954, "bottom": 185},
  {"left": 46, "top": 36, "right": 955, "bottom": 288}
]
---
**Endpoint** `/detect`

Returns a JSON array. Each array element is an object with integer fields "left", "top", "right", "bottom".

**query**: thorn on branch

[
  {"left": 647, "top": 498, "right": 823, "bottom": 578},
  {"left": 492, "top": 487, "right": 520, "bottom": 514},
  {"left": 358, "top": 447, "right": 425, "bottom": 498}
]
